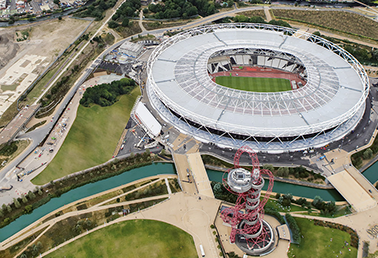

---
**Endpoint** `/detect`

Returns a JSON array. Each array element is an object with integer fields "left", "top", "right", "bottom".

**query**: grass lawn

[
  {"left": 288, "top": 218, "right": 357, "bottom": 258},
  {"left": 265, "top": 199, "right": 310, "bottom": 213},
  {"left": 32, "top": 87, "right": 140, "bottom": 185},
  {"left": 215, "top": 76, "right": 291, "bottom": 92},
  {"left": 46, "top": 219, "right": 198, "bottom": 258}
]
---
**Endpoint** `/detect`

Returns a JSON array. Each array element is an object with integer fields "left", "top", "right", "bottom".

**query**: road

[{"left": 1, "top": 2, "right": 378, "bottom": 201}]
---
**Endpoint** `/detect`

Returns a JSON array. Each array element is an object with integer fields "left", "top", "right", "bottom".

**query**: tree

[
  {"left": 277, "top": 167, "right": 288, "bottom": 177},
  {"left": 363, "top": 148, "right": 373, "bottom": 160},
  {"left": 108, "top": 20, "right": 119, "bottom": 29},
  {"left": 213, "top": 182, "right": 223, "bottom": 195},
  {"left": 27, "top": 190, "right": 36, "bottom": 200},
  {"left": 262, "top": 164, "right": 274, "bottom": 172},
  {"left": 122, "top": 17, "right": 129, "bottom": 27},
  {"left": 2, "top": 203, "right": 7, "bottom": 213},
  {"left": 0, "top": 209, "right": 3, "bottom": 217},
  {"left": 21, "top": 194, "right": 28, "bottom": 204},
  {"left": 13, "top": 198, "right": 21, "bottom": 208},
  {"left": 312, "top": 196, "right": 324, "bottom": 209},
  {"left": 7, "top": 204, "right": 12, "bottom": 213},
  {"left": 24, "top": 205, "right": 33, "bottom": 214},
  {"left": 37, "top": 187, "right": 43, "bottom": 196}
]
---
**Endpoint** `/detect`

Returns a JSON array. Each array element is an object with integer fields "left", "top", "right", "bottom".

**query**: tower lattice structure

[{"left": 220, "top": 146, "right": 275, "bottom": 253}]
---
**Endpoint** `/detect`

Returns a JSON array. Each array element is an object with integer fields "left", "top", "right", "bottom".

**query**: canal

[{"left": 0, "top": 162, "right": 348, "bottom": 243}]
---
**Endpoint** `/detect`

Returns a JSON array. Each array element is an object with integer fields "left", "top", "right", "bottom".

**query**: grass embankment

[
  {"left": 237, "top": 9, "right": 266, "bottom": 18},
  {"left": 46, "top": 220, "right": 197, "bottom": 258},
  {"left": 215, "top": 76, "right": 291, "bottom": 92},
  {"left": 142, "top": 20, "right": 191, "bottom": 30},
  {"left": 288, "top": 218, "right": 358, "bottom": 258},
  {"left": 32, "top": 87, "right": 140, "bottom": 185},
  {"left": 271, "top": 9, "right": 378, "bottom": 41}
]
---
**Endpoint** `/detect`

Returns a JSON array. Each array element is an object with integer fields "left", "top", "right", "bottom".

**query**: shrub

[
  {"left": 285, "top": 213, "right": 301, "bottom": 244},
  {"left": 24, "top": 205, "right": 33, "bottom": 214},
  {"left": 363, "top": 148, "right": 373, "bottom": 160},
  {"left": 265, "top": 207, "right": 285, "bottom": 224}
]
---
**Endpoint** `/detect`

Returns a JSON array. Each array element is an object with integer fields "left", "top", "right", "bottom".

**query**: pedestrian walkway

[
  {"left": 327, "top": 171, "right": 376, "bottom": 212},
  {"left": 172, "top": 153, "right": 197, "bottom": 195},
  {"left": 187, "top": 152, "right": 214, "bottom": 198}
]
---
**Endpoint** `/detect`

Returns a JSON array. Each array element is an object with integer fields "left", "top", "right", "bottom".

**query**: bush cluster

[
  {"left": 313, "top": 219, "right": 359, "bottom": 248},
  {"left": 80, "top": 78, "right": 136, "bottom": 107},
  {"left": 264, "top": 207, "right": 285, "bottom": 224},
  {"left": 312, "top": 196, "right": 336, "bottom": 216},
  {"left": 285, "top": 213, "right": 301, "bottom": 244},
  {"left": 147, "top": 0, "right": 216, "bottom": 19},
  {"left": 211, "top": 181, "right": 237, "bottom": 203},
  {"left": 0, "top": 141, "right": 18, "bottom": 156},
  {"left": 75, "top": 0, "right": 117, "bottom": 20},
  {"left": 351, "top": 147, "right": 374, "bottom": 169}
]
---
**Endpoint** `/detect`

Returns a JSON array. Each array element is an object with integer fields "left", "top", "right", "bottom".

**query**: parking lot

[{"left": 116, "top": 118, "right": 163, "bottom": 158}]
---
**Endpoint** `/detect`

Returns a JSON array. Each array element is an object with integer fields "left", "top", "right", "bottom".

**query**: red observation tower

[{"left": 220, "top": 146, "right": 276, "bottom": 256}]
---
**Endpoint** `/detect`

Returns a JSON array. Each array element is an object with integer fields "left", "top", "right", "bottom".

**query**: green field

[
  {"left": 288, "top": 218, "right": 357, "bottom": 258},
  {"left": 46, "top": 219, "right": 198, "bottom": 258},
  {"left": 215, "top": 76, "right": 291, "bottom": 92},
  {"left": 32, "top": 88, "right": 140, "bottom": 185}
]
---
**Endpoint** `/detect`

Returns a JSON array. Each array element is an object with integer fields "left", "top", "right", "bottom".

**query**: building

[
  {"left": 146, "top": 24, "right": 369, "bottom": 153},
  {"left": 119, "top": 41, "right": 144, "bottom": 59}
]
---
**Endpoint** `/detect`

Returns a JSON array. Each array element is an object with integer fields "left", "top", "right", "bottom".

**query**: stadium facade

[{"left": 146, "top": 23, "right": 369, "bottom": 153}]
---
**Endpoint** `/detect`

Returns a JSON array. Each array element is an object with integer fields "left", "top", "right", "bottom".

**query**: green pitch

[{"left": 215, "top": 76, "right": 292, "bottom": 92}]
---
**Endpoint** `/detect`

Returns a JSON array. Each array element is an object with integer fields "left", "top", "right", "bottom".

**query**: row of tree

[
  {"left": 112, "top": 0, "right": 141, "bottom": 19},
  {"left": 80, "top": 78, "right": 136, "bottom": 107},
  {"left": 147, "top": 0, "right": 217, "bottom": 19},
  {"left": 285, "top": 213, "right": 301, "bottom": 244},
  {"left": 0, "top": 188, "right": 43, "bottom": 218},
  {"left": 276, "top": 193, "right": 337, "bottom": 216},
  {"left": 75, "top": 0, "right": 117, "bottom": 20},
  {"left": 232, "top": 15, "right": 292, "bottom": 28}
]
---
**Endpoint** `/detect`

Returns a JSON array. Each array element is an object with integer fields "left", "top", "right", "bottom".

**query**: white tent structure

[{"left": 134, "top": 102, "right": 162, "bottom": 137}]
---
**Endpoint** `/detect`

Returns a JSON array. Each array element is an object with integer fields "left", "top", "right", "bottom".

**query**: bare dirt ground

[
  {"left": 21, "top": 17, "right": 93, "bottom": 63},
  {"left": 0, "top": 31, "right": 19, "bottom": 71},
  {"left": 0, "top": 17, "right": 93, "bottom": 123},
  {"left": 0, "top": 18, "right": 93, "bottom": 77}
]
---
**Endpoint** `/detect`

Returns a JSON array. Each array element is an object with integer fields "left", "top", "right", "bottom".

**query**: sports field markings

[{"left": 215, "top": 76, "right": 292, "bottom": 92}]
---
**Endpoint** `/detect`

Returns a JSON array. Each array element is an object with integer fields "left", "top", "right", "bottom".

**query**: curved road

[{"left": 1, "top": 3, "right": 377, "bottom": 194}]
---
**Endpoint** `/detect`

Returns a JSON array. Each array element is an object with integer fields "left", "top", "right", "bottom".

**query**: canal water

[
  {"left": 207, "top": 170, "right": 344, "bottom": 201},
  {"left": 0, "top": 163, "right": 175, "bottom": 242},
  {"left": 362, "top": 162, "right": 378, "bottom": 185},
  {"left": 0, "top": 162, "right": 362, "bottom": 243}
]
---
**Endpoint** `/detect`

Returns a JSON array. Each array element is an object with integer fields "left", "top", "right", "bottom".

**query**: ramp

[
  {"left": 187, "top": 152, "right": 214, "bottom": 198},
  {"left": 328, "top": 171, "right": 376, "bottom": 212}
]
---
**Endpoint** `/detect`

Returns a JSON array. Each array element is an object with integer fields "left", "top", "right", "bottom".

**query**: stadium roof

[{"left": 148, "top": 24, "right": 368, "bottom": 138}]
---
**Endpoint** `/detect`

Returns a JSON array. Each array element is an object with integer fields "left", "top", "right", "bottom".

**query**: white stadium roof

[{"left": 146, "top": 24, "right": 369, "bottom": 152}]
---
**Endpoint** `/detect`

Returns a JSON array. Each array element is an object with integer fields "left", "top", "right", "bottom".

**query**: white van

[{"left": 199, "top": 245, "right": 205, "bottom": 257}]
